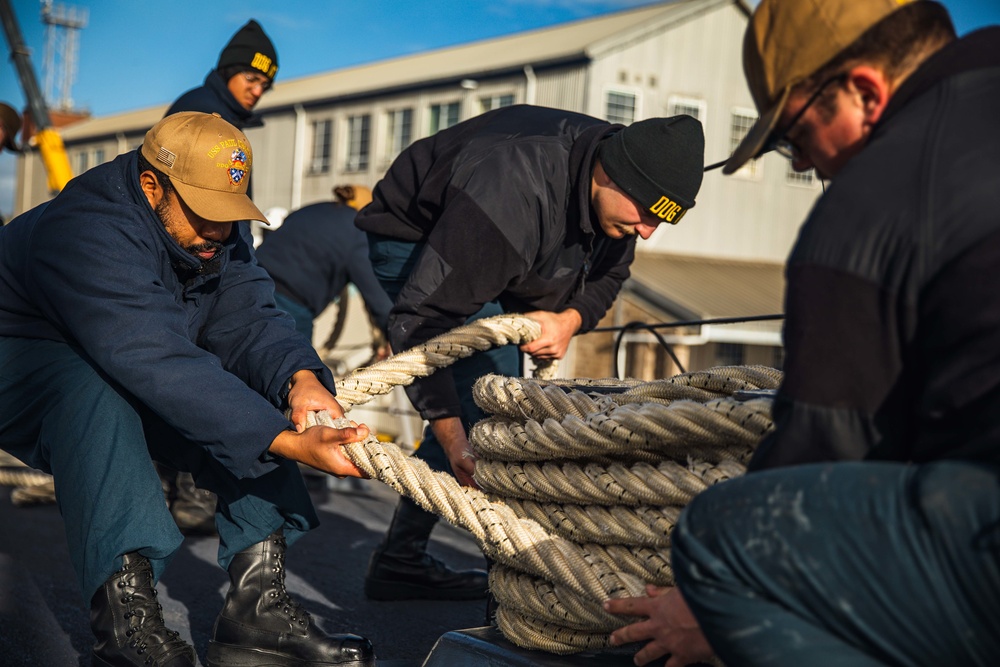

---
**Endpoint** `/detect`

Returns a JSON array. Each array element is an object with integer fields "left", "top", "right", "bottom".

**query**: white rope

[
  {"left": 0, "top": 311, "right": 775, "bottom": 658},
  {"left": 333, "top": 315, "right": 555, "bottom": 408}
]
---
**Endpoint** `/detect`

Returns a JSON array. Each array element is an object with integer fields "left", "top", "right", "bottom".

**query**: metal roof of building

[
  {"left": 59, "top": 0, "right": 739, "bottom": 141},
  {"left": 626, "top": 251, "right": 785, "bottom": 324}
]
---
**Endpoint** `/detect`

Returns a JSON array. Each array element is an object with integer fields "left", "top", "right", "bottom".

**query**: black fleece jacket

[
  {"left": 356, "top": 105, "right": 635, "bottom": 420},
  {"left": 751, "top": 28, "right": 1000, "bottom": 470}
]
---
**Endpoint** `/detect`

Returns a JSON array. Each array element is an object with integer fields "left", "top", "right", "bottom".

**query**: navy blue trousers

[
  {"left": 672, "top": 460, "right": 1000, "bottom": 666},
  {"left": 0, "top": 337, "right": 317, "bottom": 603},
  {"left": 366, "top": 233, "right": 520, "bottom": 473}
]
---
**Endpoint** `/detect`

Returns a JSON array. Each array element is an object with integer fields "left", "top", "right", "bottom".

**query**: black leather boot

[
  {"left": 171, "top": 472, "right": 218, "bottom": 536},
  {"left": 206, "top": 531, "right": 375, "bottom": 667},
  {"left": 90, "top": 552, "right": 196, "bottom": 667},
  {"left": 364, "top": 496, "right": 488, "bottom": 601}
]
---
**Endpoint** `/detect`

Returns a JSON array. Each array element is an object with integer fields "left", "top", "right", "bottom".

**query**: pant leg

[
  {"left": 0, "top": 337, "right": 182, "bottom": 603},
  {"left": 139, "top": 397, "right": 319, "bottom": 571},
  {"left": 0, "top": 337, "right": 319, "bottom": 600},
  {"left": 671, "top": 460, "right": 1000, "bottom": 667},
  {"left": 366, "top": 233, "right": 520, "bottom": 474}
]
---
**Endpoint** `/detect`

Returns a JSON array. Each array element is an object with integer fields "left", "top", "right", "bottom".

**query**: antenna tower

[{"left": 40, "top": 0, "right": 87, "bottom": 112}]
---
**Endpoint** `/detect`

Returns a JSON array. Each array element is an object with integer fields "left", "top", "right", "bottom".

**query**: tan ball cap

[
  {"left": 723, "top": 0, "right": 915, "bottom": 175},
  {"left": 141, "top": 112, "right": 268, "bottom": 224}
]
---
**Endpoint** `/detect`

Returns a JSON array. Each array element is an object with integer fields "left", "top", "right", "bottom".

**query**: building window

[
  {"left": 730, "top": 109, "right": 760, "bottom": 178},
  {"left": 481, "top": 94, "right": 514, "bottom": 113},
  {"left": 76, "top": 151, "right": 88, "bottom": 174},
  {"left": 346, "top": 114, "right": 371, "bottom": 172},
  {"left": 606, "top": 91, "right": 636, "bottom": 125},
  {"left": 786, "top": 163, "right": 817, "bottom": 186},
  {"left": 429, "top": 102, "right": 460, "bottom": 134},
  {"left": 93, "top": 148, "right": 105, "bottom": 165},
  {"left": 310, "top": 119, "right": 332, "bottom": 174},
  {"left": 668, "top": 96, "right": 706, "bottom": 125},
  {"left": 715, "top": 342, "right": 745, "bottom": 367},
  {"left": 386, "top": 108, "right": 413, "bottom": 162}
]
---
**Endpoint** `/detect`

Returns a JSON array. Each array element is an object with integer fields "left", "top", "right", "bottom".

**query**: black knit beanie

[
  {"left": 597, "top": 115, "right": 705, "bottom": 224},
  {"left": 216, "top": 19, "right": 278, "bottom": 81}
]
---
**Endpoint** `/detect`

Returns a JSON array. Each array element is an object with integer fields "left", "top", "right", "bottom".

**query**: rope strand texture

[
  {"left": 324, "top": 317, "right": 780, "bottom": 655},
  {"left": 334, "top": 315, "right": 556, "bottom": 408},
  {"left": 0, "top": 311, "right": 776, "bottom": 657},
  {"left": 317, "top": 318, "right": 780, "bottom": 655}
]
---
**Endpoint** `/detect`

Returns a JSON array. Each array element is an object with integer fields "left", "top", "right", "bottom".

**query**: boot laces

[
  {"left": 117, "top": 568, "right": 193, "bottom": 665},
  {"left": 268, "top": 534, "right": 310, "bottom": 628}
]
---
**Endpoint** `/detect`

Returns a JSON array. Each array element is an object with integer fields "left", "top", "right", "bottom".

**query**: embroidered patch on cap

[
  {"left": 649, "top": 195, "right": 687, "bottom": 224},
  {"left": 156, "top": 147, "right": 177, "bottom": 168},
  {"left": 227, "top": 148, "right": 248, "bottom": 186}
]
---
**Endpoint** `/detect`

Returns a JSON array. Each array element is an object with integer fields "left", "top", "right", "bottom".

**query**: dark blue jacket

[
  {"left": 166, "top": 70, "right": 262, "bottom": 129},
  {"left": 256, "top": 202, "right": 393, "bottom": 332},
  {"left": 0, "top": 152, "right": 335, "bottom": 478}
]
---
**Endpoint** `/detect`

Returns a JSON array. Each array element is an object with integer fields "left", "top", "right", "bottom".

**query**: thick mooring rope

[
  {"left": 0, "top": 313, "right": 779, "bottom": 657},
  {"left": 0, "top": 450, "right": 55, "bottom": 507},
  {"left": 322, "top": 313, "right": 781, "bottom": 655}
]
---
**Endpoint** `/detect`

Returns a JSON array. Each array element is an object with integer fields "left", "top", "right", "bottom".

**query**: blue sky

[{"left": 1, "top": 0, "right": 998, "bottom": 216}]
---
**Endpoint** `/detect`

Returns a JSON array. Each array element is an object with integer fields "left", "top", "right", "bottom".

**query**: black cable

[
  {"left": 704, "top": 158, "right": 729, "bottom": 172},
  {"left": 611, "top": 320, "right": 687, "bottom": 377},
  {"left": 591, "top": 313, "right": 784, "bottom": 334},
  {"left": 597, "top": 314, "right": 785, "bottom": 379}
]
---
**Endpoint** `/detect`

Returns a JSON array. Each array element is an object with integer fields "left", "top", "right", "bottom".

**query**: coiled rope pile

[
  {"left": 321, "top": 313, "right": 780, "bottom": 654},
  {"left": 0, "top": 313, "right": 781, "bottom": 656}
]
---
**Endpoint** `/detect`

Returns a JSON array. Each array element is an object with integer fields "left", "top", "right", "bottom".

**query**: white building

[{"left": 12, "top": 0, "right": 819, "bottom": 412}]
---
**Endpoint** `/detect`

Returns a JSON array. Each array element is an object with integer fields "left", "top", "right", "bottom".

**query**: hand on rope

[
  {"left": 325, "top": 319, "right": 779, "bottom": 657},
  {"left": 430, "top": 415, "right": 479, "bottom": 488},
  {"left": 286, "top": 369, "right": 347, "bottom": 432},
  {"left": 605, "top": 585, "right": 717, "bottom": 667},
  {"left": 269, "top": 421, "right": 370, "bottom": 479},
  {"left": 519, "top": 309, "right": 582, "bottom": 360}
]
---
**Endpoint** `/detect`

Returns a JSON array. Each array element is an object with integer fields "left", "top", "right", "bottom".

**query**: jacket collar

[
  {"left": 878, "top": 27, "right": 1000, "bottom": 131},
  {"left": 125, "top": 150, "right": 231, "bottom": 281},
  {"left": 204, "top": 70, "right": 261, "bottom": 128}
]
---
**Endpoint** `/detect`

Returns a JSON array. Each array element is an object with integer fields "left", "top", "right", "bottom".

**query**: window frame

[
  {"left": 729, "top": 106, "right": 762, "bottom": 180},
  {"left": 345, "top": 113, "right": 371, "bottom": 173},
  {"left": 385, "top": 107, "right": 413, "bottom": 164},
  {"left": 604, "top": 88, "right": 639, "bottom": 125},
  {"left": 309, "top": 118, "right": 333, "bottom": 174},
  {"left": 428, "top": 101, "right": 461, "bottom": 135}
]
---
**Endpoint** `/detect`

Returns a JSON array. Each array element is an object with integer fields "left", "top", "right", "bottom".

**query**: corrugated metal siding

[{"left": 534, "top": 66, "right": 588, "bottom": 112}]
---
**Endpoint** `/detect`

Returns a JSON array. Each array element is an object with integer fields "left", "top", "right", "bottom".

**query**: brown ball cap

[{"left": 141, "top": 112, "right": 268, "bottom": 224}]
